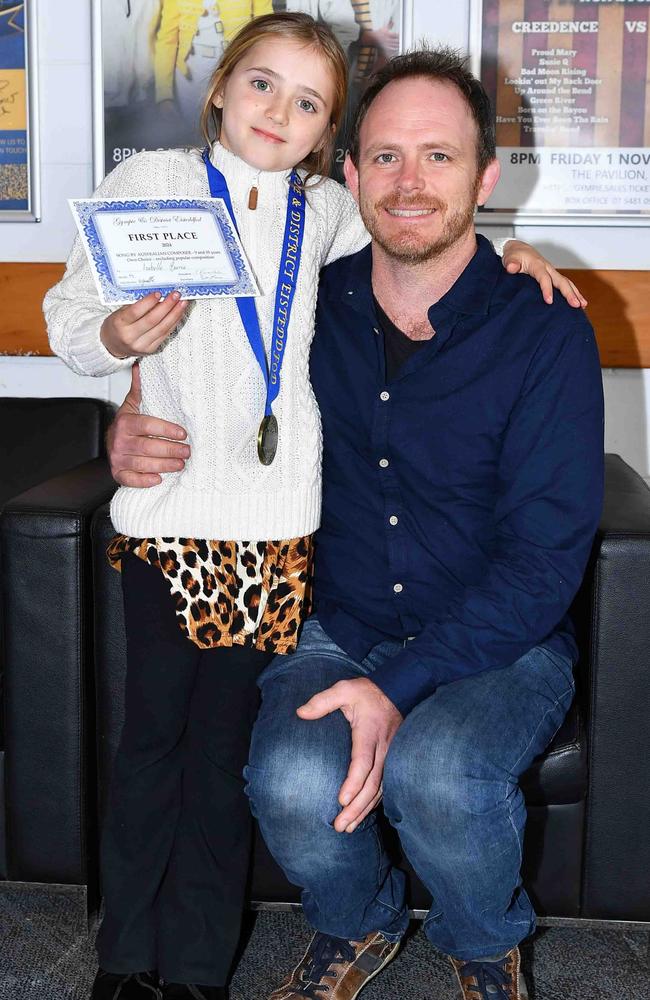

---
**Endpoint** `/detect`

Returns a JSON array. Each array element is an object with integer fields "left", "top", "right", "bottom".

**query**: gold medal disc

[{"left": 257, "top": 414, "right": 278, "bottom": 465}]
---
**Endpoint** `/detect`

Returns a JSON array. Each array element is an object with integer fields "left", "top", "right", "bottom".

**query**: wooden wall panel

[
  {"left": 564, "top": 269, "right": 650, "bottom": 369},
  {"left": 0, "top": 263, "right": 64, "bottom": 357},
  {"left": 0, "top": 262, "right": 648, "bottom": 367}
]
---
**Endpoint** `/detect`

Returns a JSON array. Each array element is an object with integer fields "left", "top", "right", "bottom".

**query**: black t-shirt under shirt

[{"left": 373, "top": 296, "right": 428, "bottom": 381}]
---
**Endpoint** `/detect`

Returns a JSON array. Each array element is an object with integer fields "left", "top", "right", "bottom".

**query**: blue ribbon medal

[{"left": 202, "top": 149, "right": 306, "bottom": 465}]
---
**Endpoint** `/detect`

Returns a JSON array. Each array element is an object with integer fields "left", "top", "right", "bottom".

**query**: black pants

[{"left": 96, "top": 554, "right": 273, "bottom": 985}]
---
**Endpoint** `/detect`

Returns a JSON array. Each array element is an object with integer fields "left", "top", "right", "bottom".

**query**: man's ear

[
  {"left": 476, "top": 158, "right": 501, "bottom": 207},
  {"left": 343, "top": 153, "right": 360, "bottom": 201}
]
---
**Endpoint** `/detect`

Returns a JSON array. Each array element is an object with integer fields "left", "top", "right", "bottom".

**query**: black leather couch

[
  {"left": 0, "top": 398, "right": 115, "bottom": 888},
  {"left": 2, "top": 403, "right": 650, "bottom": 923},
  {"left": 90, "top": 453, "right": 650, "bottom": 923}
]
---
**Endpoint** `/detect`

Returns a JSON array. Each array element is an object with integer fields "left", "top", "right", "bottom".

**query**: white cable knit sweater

[{"left": 44, "top": 143, "right": 370, "bottom": 540}]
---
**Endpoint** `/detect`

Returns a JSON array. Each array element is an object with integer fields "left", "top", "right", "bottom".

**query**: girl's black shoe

[{"left": 91, "top": 969, "right": 161, "bottom": 999}]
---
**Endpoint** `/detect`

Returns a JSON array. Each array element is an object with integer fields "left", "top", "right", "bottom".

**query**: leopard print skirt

[{"left": 107, "top": 533, "right": 313, "bottom": 654}]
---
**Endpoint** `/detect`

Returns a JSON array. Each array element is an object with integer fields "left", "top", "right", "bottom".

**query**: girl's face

[{"left": 214, "top": 36, "right": 336, "bottom": 173}]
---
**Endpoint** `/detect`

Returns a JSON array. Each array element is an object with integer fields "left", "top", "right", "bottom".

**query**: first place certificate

[{"left": 70, "top": 197, "right": 260, "bottom": 305}]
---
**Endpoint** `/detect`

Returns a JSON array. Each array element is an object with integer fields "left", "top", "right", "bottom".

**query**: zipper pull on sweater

[{"left": 248, "top": 184, "right": 258, "bottom": 210}]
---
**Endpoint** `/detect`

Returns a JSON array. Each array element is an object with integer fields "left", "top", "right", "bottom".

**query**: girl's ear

[{"left": 212, "top": 90, "right": 224, "bottom": 109}]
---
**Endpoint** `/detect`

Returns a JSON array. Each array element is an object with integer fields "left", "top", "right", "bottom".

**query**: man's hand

[
  {"left": 502, "top": 240, "right": 587, "bottom": 308},
  {"left": 107, "top": 363, "right": 190, "bottom": 487},
  {"left": 297, "top": 677, "right": 403, "bottom": 834},
  {"left": 100, "top": 289, "right": 188, "bottom": 359}
]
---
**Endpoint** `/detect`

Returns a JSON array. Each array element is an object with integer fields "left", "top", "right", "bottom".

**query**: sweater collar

[{"left": 208, "top": 140, "right": 294, "bottom": 203}]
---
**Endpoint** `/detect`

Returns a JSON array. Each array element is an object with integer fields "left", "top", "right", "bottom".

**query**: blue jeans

[{"left": 245, "top": 616, "right": 575, "bottom": 962}]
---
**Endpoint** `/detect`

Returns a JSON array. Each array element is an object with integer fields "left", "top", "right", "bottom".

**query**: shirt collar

[
  {"left": 431, "top": 234, "right": 502, "bottom": 318},
  {"left": 335, "top": 234, "right": 502, "bottom": 323},
  {"left": 337, "top": 243, "right": 375, "bottom": 318}
]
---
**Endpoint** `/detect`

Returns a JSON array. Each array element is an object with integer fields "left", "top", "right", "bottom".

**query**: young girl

[{"left": 44, "top": 13, "right": 584, "bottom": 1000}]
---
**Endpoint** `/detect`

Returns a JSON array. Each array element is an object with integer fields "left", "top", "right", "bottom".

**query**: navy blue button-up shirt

[{"left": 310, "top": 235, "right": 604, "bottom": 717}]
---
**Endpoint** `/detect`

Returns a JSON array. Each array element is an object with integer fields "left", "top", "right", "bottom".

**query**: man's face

[{"left": 344, "top": 77, "right": 500, "bottom": 263}]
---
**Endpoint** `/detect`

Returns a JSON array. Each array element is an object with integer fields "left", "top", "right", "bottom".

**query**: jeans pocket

[{"left": 538, "top": 645, "right": 576, "bottom": 687}]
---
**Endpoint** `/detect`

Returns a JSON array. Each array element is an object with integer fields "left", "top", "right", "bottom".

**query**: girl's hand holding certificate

[{"left": 100, "top": 289, "right": 188, "bottom": 359}]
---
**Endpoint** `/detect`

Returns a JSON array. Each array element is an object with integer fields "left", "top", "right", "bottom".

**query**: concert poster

[{"left": 471, "top": 0, "right": 650, "bottom": 221}]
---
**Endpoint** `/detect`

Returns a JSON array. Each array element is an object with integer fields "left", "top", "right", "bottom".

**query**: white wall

[
  {"left": 0, "top": 355, "right": 132, "bottom": 406},
  {"left": 1, "top": 0, "right": 649, "bottom": 480}
]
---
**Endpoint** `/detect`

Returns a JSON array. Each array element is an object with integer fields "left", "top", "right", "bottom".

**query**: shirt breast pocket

[{"left": 400, "top": 387, "right": 507, "bottom": 492}]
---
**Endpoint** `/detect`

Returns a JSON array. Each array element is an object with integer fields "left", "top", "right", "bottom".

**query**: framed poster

[
  {"left": 0, "top": 0, "right": 39, "bottom": 220},
  {"left": 92, "top": 0, "right": 413, "bottom": 186},
  {"left": 470, "top": 0, "right": 650, "bottom": 225}
]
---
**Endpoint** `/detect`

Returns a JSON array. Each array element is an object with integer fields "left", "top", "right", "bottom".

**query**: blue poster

[{"left": 0, "top": 0, "right": 28, "bottom": 212}]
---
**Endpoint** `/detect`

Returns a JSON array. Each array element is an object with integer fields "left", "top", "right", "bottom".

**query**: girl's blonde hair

[{"left": 200, "top": 12, "right": 348, "bottom": 183}]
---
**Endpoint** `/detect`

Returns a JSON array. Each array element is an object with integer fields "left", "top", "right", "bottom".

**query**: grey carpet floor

[{"left": 1, "top": 885, "right": 648, "bottom": 999}]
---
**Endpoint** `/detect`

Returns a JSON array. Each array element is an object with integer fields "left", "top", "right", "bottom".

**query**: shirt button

[
  {"left": 379, "top": 458, "right": 389, "bottom": 468},
  {"left": 380, "top": 391, "right": 390, "bottom": 401},
  {"left": 389, "top": 515, "right": 399, "bottom": 526},
  {"left": 393, "top": 583, "right": 403, "bottom": 594}
]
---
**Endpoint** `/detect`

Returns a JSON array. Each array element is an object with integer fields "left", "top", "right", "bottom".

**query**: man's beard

[{"left": 359, "top": 182, "right": 479, "bottom": 264}]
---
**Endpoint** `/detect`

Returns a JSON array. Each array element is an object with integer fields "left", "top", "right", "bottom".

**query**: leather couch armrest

[
  {"left": 0, "top": 397, "right": 115, "bottom": 509},
  {"left": 1, "top": 458, "right": 116, "bottom": 884},
  {"left": 581, "top": 454, "right": 650, "bottom": 919},
  {"left": 3, "top": 457, "right": 116, "bottom": 521}
]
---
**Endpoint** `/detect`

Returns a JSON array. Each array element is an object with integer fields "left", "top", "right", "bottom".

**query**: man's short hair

[{"left": 347, "top": 46, "right": 496, "bottom": 173}]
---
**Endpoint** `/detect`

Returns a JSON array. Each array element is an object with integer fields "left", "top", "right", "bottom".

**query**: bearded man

[{"left": 242, "top": 47, "right": 603, "bottom": 1000}]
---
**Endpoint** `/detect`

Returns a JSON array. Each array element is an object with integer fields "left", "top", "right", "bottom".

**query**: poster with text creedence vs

[
  {"left": 0, "top": 0, "right": 28, "bottom": 213},
  {"left": 474, "top": 0, "right": 650, "bottom": 220},
  {"left": 97, "top": 0, "right": 402, "bottom": 184}
]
